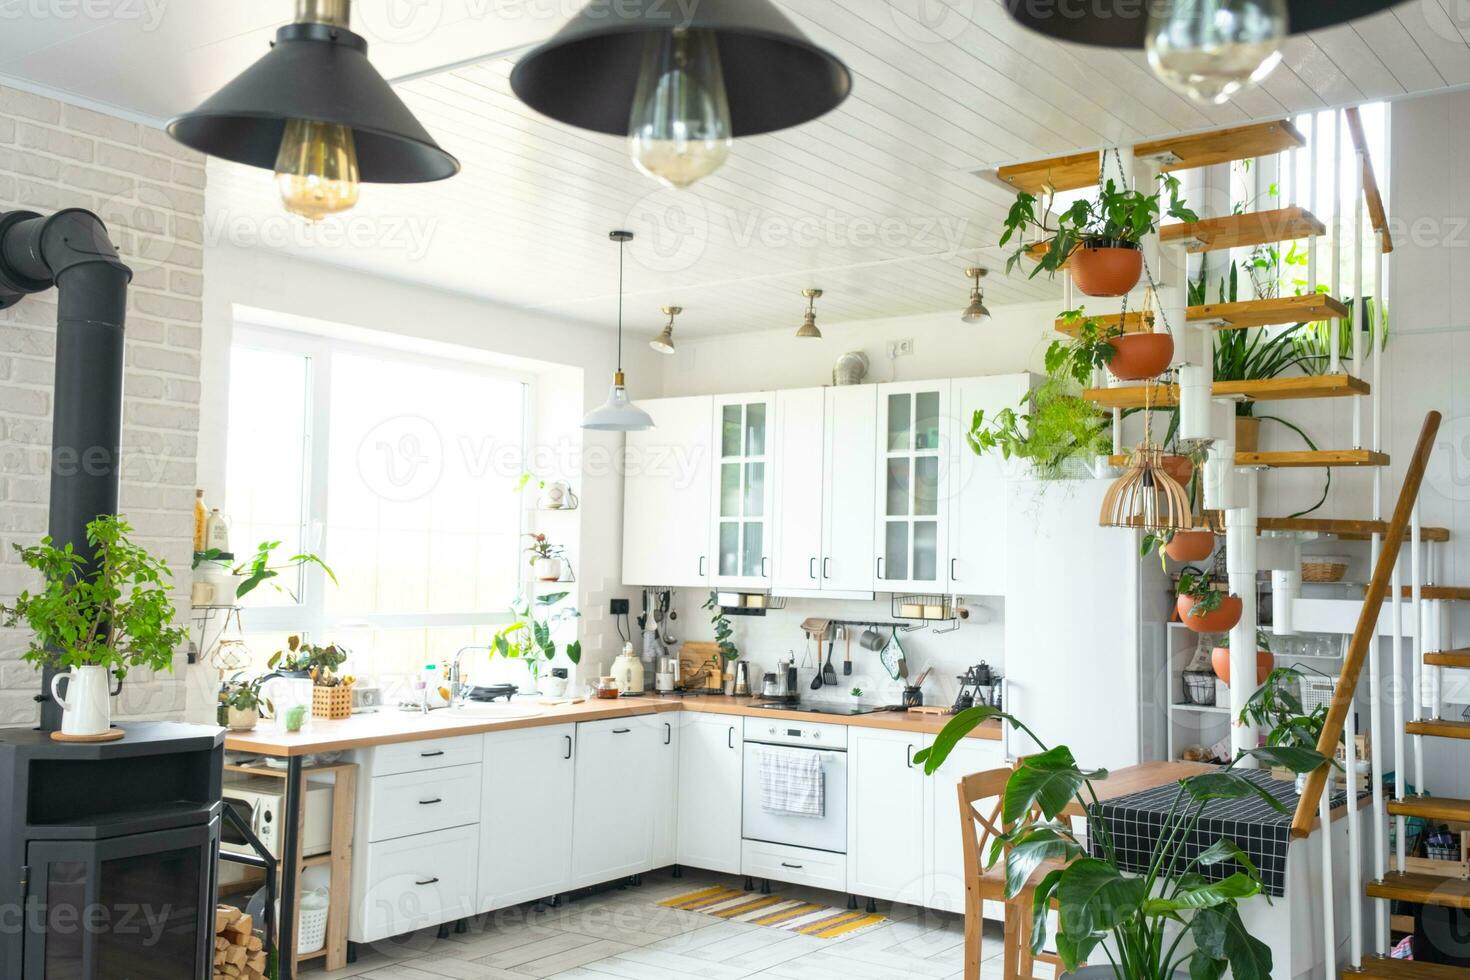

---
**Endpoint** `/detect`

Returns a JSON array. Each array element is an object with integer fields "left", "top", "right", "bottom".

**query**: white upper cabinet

[
  {"left": 772, "top": 387, "right": 826, "bottom": 593},
  {"left": 947, "top": 374, "right": 1036, "bottom": 596},
  {"left": 874, "top": 381, "right": 950, "bottom": 593},
  {"left": 710, "top": 393, "right": 776, "bottom": 589},
  {"left": 623, "top": 395, "right": 714, "bottom": 588},
  {"left": 821, "top": 385, "right": 877, "bottom": 592}
]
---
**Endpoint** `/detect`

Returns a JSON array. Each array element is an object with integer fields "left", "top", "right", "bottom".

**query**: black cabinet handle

[
  {"left": 823, "top": 557, "right": 831, "bottom": 579},
  {"left": 761, "top": 556, "right": 768, "bottom": 577},
  {"left": 564, "top": 734, "right": 573, "bottom": 760},
  {"left": 698, "top": 556, "right": 707, "bottom": 577},
  {"left": 809, "top": 557, "right": 816, "bottom": 580},
  {"left": 613, "top": 728, "right": 631, "bottom": 735},
  {"left": 906, "top": 745, "right": 916, "bottom": 769},
  {"left": 876, "top": 557, "right": 884, "bottom": 578},
  {"left": 728, "top": 727, "right": 735, "bottom": 750},
  {"left": 418, "top": 798, "right": 442, "bottom": 806},
  {"left": 780, "top": 862, "right": 804, "bottom": 870},
  {"left": 951, "top": 558, "right": 958, "bottom": 582},
  {"left": 664, "top": 722, "right": 672, "bottom": 745},
  {"left": 420, "top": 750, "right": 444, "bottom": 758},
  {"left": 415, "top": 877, "right": 440, "bottom": 886}
]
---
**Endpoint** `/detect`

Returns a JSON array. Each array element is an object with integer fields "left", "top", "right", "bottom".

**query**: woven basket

[
  {"left": 1301, "top": 556, "right": 1349, "bottom": 583},
  {"left": 312, "top": 684, "right": 352, "bottom": 720}
]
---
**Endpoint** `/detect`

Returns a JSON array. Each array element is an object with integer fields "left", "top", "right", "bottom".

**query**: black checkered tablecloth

[{"left": 1087, "top": 768, "right": 1357, "bottom": 897}]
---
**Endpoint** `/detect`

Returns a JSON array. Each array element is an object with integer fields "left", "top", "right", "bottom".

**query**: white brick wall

[{"left": 0, "top": 86, "right": 204, "bottom": 726}]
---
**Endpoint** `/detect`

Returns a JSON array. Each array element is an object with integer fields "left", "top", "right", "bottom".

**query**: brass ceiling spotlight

[
  {"left": 651, "top": 306, "right": 681, "bottom": 354},
  {"left": 961, "top": 267, "right": 990, "bottom": 325},
  {"left": 796, "top": 288, "right": 823, "bottom": 339}
]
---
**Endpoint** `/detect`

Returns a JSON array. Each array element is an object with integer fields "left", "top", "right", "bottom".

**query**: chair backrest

[{"left": 956, "top": 768, "right": 1012, "bottom": 892}]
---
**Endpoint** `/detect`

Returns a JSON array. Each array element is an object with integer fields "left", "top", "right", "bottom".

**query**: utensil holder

[{"left": 901, "top": 686, "right": 923, "bottom": 708}]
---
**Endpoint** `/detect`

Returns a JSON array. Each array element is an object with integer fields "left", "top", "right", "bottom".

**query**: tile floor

[{"left": 314, "top": 870, "right": 1027, "bottom": 980}]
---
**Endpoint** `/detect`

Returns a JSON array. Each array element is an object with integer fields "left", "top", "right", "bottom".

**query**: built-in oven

[
  {"left": 220, "top": 776, "right": 333, "bottom": 860},
  {"left": 741, "top": 717, "right": 848, "bottom": 854}
]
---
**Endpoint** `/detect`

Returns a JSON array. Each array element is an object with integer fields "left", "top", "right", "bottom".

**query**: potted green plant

[
  {"left": 1, "top": 515, "right": 187, "bottom": 738},
  {"left": 267, "top": 634, "right": 349, "bottom": 680},
  {"left": 915, "top": 705, "right": 1328, "bottom": 978},
  {"left": 1176, "top": 567, "right": 1242, "bottom": 633},
  {"left": 968, "top": 377, "right": 1112, "bottom": 480},
  {"left": 218, "top": 673, "right": 271, "bottom": 731},
  {"left": 524, "top": 533, "right": 567, "bottom": 582},
  {"left": 1001, "top": 175, "right": 1198, "bottom": 296},
  {"left": 1238, "top": 667, "right": 1343, "bottom": 792},
  {"left": 493, "top": 591, "right": 582, "bottom": 691},
  {"left": 1052, "top": 308, "right": 1174, "bottom": 383},
  {"left": 702, "top": 592, "right": 741, "bottom": 692},
  {"left": 193, "top": 540, "right": 335, "bottom": 603},
  {"left": 1211, "top": 631, "right": 1275, "bottom": 686}
]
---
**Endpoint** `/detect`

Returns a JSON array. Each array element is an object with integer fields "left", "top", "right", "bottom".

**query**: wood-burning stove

[{"left": 0, "top": 722, "right": 224, "bottom": 979}]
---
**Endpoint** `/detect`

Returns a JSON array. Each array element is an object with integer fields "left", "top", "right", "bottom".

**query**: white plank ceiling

[{"left": 2, "top": 0, "right": 1468, "bottom": 337}]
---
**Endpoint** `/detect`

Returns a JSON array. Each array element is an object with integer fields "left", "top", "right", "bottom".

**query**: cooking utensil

[
  {"left": 843, "top": 629, "right": 852, "bottom": 676},
  {"left": 914, "top": 667, "right": 932, "bottom": 688},
  {"left": 809, "top": 637, "right": 825, "bottom": 690},
  {"left": 822, "top": 637, "right": 837, "bottom": 686}
]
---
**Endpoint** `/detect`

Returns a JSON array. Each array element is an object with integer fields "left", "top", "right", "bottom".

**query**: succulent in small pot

[
  {"left": 1176, "top": 567, "right": 1242, "bottom": 633},
  {"left": 1211, "top": 631, "right": 1276, "bottom": 686},
  {"left": 1000, "top": 174, "right": 1198, "bottom": 297}
]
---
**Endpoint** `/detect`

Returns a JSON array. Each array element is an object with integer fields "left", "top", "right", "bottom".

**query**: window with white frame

[{"left": 224, "top": 325, "right": 530, "bottom": 678}]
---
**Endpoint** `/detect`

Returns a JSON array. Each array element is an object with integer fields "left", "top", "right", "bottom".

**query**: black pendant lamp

[
  {"left": 511, "top": 0, "right": 851, "bottom": 189},
  {"left": 1005, "top": 0, "right": 1410, "bottom": 48},
  {"left": 168, "top": 0, "right": 458, "bottom": 218}
]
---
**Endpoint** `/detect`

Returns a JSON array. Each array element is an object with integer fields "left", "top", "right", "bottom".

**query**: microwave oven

[{"left": 221, "top": 776, "right": 333, "bottom": 860}]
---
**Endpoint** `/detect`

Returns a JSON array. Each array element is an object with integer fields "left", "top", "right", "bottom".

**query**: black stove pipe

[{"left": 0, "top": 209, "right": 131, "bottom": 732}]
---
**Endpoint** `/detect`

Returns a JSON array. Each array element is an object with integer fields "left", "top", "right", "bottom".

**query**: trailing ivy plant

[
  {"left": 915, "top": 706, "right": 1328, "bottom": 979},
  {"left": 702, "top": 592, "right": 740, "bottom": 665},
  {"left": 1177, "top": 566, "right": 1229, "bottom": 618},
  {"left": 968, "top": 377, "right": 1111, "bottom": 480},
  {"left": 1045, "top": 307, "right": 1121, "bottom": 386},
  {"left": 1, "top": 515, "right": 187, "bottom": 679},
  {"left": 1000, "top": 175, "right": 1198, "bottom": 279}
]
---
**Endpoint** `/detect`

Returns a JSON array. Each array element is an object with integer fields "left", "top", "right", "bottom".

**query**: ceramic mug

[
  {"left": 50, "top": 664, "right": 113, "bottom": 737},
  {"left": 859, "top": 628, "right": 885, "bottom": 652}
]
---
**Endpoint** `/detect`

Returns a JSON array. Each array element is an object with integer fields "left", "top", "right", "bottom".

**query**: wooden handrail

[
  {"left": 1345, "top": 106, "right": 1394, "bottom": 254},
  {"left": 1290, "top": 411, "right": 1441, "bottom": 838}
]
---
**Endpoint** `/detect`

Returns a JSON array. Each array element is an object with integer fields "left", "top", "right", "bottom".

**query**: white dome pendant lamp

[{"left": 583, "top": 230, "right": 655, "bottom": 432}]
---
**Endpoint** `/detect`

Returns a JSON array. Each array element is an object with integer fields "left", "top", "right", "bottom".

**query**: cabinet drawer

[
  {"left": 741, "top": 840, "right": 846, "bottom": 894},
  {"left": 359, "top": 825, "right": 478, "bottom": 943},
  {"left": 373, "top": 735, "right": 482, "bottom": 776},
  {"left": 369, "top": 764, "right": 481, "bottom": 843}
]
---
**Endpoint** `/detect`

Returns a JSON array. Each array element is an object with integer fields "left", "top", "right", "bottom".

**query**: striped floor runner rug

[{"left": 658, "top": 885, "right": 888, "bottom": 939}]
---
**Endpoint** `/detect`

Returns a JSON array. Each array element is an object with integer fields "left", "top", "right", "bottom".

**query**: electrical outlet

[
  {"left": 609, "top": 598, "right": 630, "bottom": 615},
  {"left": 888, "top": 338, "right": 914, "bottom": 358}
]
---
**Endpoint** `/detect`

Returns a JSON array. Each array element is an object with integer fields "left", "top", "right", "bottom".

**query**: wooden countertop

[{"left": 223, "top": 695, "right": 1001, "bottom": 757}]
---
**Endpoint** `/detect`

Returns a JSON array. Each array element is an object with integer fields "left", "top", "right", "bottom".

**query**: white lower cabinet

[
  {"left": 651, "top": 715, "right": 679, "bottom": 869},
  {"left": 355, "top": 824, "right": 479, "bottom": 943},
  {"left": 675, "top": 713, "right": 742, "bottom": 874},
  {"left": 742, "top": 839, "right": 846, "bottom": 893},
  {"left": 922, "top": 734, "right": 1005, "bottom": 917},
  {"left": 478, "top": 724, "right": 575, "bottom": 913},
  {"left": 569, "top": 715, "right": 662, "bottom": 890},
  {"left": 846, "top": 727, "right": 927, "bottom": 905}
]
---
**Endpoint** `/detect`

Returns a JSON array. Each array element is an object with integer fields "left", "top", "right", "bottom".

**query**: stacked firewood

[{"left": 213, "top": 905, "right": 268, "bottom": 980}]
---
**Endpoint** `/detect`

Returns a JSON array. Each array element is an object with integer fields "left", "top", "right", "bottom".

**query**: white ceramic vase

[{"left": 50, "top": 664, "right": 113, "bottom": 737}]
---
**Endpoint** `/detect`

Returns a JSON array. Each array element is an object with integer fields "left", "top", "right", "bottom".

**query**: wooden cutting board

[{"left": 680, "top": 642, "right": 722, "bottom": 690}]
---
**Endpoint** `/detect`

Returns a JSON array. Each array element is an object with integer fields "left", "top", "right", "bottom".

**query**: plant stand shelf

[
  {"left": 1257, "top": 517, "right": 1450, "bottom": 543},
  {"left": 1083, "top": 374, "right": 1369, "bottom": 409},
  {"left": 1108, "top": 450, "right": 1388, "bottom": 470},
  {"left": 1057, "top": 294, "right": 1349, "bottom": 336},
  {"left": 1160, "top": 207, "right": 1325, "bottom": 253}
]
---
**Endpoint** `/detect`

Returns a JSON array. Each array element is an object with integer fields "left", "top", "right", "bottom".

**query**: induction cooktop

[{"left": 749, "top": 700, "right": 896, "bottom": 716}]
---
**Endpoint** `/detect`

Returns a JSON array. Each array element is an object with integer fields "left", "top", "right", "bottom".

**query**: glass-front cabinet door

[
  {"left": 873, "top": 381, "right": 950, "bottom": 592},
  {"left": 709, "top": 393, "right": 774, "bottom": 588}
]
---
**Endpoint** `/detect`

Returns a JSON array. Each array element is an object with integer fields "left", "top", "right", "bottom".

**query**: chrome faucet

[{"left": 449, "top": 645, "right": 492, "bottom": 705}]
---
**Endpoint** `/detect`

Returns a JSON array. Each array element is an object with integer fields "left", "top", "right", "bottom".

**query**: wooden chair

[{"left": 958, "top": 768, "right": 1071, "bottom": 980}]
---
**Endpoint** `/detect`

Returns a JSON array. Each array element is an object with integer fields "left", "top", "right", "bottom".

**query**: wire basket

[
  {"left": 1426, "top": 833, "right": 1461, "bottom": 862},
  {"left": 1299, "top": 670, "right": 1338, "bottom": 716},
  {"left": 893, "top": 594, "right": 954, "bottom": 621},
  {"left": 1182, "top": 671, "right": 1217, "bottom": 706}
]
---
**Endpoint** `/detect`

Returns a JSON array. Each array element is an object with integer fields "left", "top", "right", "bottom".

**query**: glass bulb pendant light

[
  {"left": 275, "top": 117, "right": 360, "bottom": 221},
  {"left": 796, "top": 289, "right": 823, "bottom": 339},
  {"left": 961, "top": 268, "right": 990, "bottom": 325},
  {"left": 1146, "top": 0, "right": 1287, "bottom": 105},
  {"left": 629, "top": 29, "right": 733, "bottom": 189},
  {"left": 583, "top": 231, "right": 655, "bottom": 432},
  {"left": 651, "top": 306, "right": 681, "bottom": 354}
]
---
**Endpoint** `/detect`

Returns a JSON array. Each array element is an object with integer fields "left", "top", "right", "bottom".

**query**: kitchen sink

[{"left": 448, "top": 702, "right": 546, "bottom": 720}]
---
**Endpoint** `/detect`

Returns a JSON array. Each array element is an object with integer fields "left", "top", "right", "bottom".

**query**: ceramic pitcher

[{"left": 50, "top": 664, "right": 113, "bottom": 737}]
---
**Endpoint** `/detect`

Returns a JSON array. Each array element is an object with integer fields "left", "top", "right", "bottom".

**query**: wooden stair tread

[
  {"left": 1407, "top": 719, "right": 1470, "bottom": 739},
  {"left": 1367, "top": 872, "right": 1470, "bottom": 909},
  {"left": 1389, "top": 795, "right": 1470, "bottom": 822},
  {"left": 1053, "top": 294, "right": 1349, "bottom": 336},
  {"left": 1162, "top": 207, "right": 1326, "bottom": 253},
  {"left": 998, "top": 121, "right": 1305, "bottom": 195},
  {"left": 1349, "top": 955, "right": 1470, "bottom": 979},
  {"left": 1083, "top": 374, "right": 1368, "bottom": 409},
  {"left": 1258, "top": 517, "right": 1450, "bottom": 543},
  {"left": 1378, "top": 586, "right": 1470, "bottom": 601},
  {"left": 1427, "top": 651, "right": 1470, "bottom": 668},
  {"left": 1108, "top": 450, "right": 1387, "bottom": 470}
]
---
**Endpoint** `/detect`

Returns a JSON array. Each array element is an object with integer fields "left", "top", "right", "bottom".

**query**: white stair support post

[
  {"left": 1344, "top": 700, "right": 1362, "bottom": 970},
  {"left": 1353, "top": 151, "right": 1365, "bottom": 448},
  {"left": 1330, "top": 110, "right": 1343, "bottom": 376},
  {"left": 1308, "top": 112, "right": 1319, "bottom": 290},
  {"left": 1319, "top": 786, "right": 1338, "bottom": 975},
  {"left": 1226, "top": 471, "right": 1260, "bottom": 760},
  {"left": 1392, "top": 559, "right": 1406, "bottom": 874},
  {"left": 1367, "top": 594, "right": 1389, "bottom": 952},
  {"left": 1411, "top": 502, "right": 1424, "bottom": 792}
]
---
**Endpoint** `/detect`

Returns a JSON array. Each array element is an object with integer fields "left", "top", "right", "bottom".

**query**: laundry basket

[{"left": 297, "top": 888, "right": 329, "bottom": 954}]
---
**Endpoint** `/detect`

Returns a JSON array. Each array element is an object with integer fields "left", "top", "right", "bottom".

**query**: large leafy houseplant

[
  {"left": 193, "top": 540, "right": 336, "bottom": 601},
  {"left": 1, "top": 515, "right": 186, "bottom": 679},
  {"left": 916, "top": 706, "right": 1329, "bottom": 979},
  {"left": 493, "top": 591, "right": 582, "bottom": 686},
  {"left": 968, "top": 377, "right": 1111, "bottom": 480}
]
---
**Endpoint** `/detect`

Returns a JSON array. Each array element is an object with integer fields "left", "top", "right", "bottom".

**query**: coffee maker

[{"left": 759, "top": 655, "right": 800, "bottom": 703}]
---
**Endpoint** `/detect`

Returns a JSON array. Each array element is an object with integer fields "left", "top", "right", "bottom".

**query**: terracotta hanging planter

[
  {"left": 1176, "top": 593, "right": 1242, "bottom": 633},
  {"left": 1070, "top": 239, "right": 1143, "bottom": 297},
  {"left": 1211, "top": 646, "right": 1275, "bottom": 686},
  {"left": 1106, "top": 332, "right": 1174, "bottom": 381},
  {"left": 1159, "top": 454, "right": 1193, "bottom": 487},
  {"left": 1165, "top": 530, "right": 1215, "bottom": 562}
]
